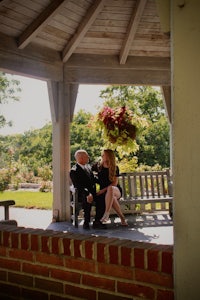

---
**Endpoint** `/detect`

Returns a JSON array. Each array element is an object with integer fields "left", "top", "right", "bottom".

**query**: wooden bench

[
  {"left": 0, "top": 200, "right": 17, "bottom": 226},
  {"left": 118, "top": 169, "right": 173, "bottom": 216},
  {"left": 71, "top": 169, "right": 173, "bottom": 227}
]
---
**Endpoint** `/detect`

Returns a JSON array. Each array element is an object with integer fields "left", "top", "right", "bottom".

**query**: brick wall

[{"left": 0, "top": 224, "right": 174, "bottom": 300}]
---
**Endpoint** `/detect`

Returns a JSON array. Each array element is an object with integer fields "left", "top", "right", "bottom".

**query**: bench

[
  {"left": 71, "top": 169, "right": 173, "bottom": 227},
  {"left": 0, "top": 200, "right": 17, "bottom": 226},
  {"left": 118, "top": 169, "right": 173, "bottom": 216}
]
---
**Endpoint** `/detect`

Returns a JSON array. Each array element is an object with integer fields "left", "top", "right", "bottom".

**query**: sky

[{"left": 1, "top": 74, "right": 107, "bottom": 135}]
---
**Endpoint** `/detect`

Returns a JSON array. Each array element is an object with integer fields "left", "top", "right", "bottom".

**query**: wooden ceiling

[{"left": 0, "top": 0, "right": 170, "bottom": 86}]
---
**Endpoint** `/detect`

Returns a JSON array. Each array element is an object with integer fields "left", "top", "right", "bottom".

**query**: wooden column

[
  {"left": 172, "top": 1, "right": 200, "bottom": 298},
  {"left": 48, "top": 79, "right": 78, "bottom": 222},
  {"left": 48, "top": 80, "right": 71, "bottom": 221}
]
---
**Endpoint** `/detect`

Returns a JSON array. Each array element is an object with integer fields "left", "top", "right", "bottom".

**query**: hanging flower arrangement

[
  {"left": 97, "top": 106, "right": 135, "bottom": 143},
  {"left": 95, "top": 106, "right": 147, "bottom": 155}
]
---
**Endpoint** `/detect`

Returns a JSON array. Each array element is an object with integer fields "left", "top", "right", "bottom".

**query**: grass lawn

[{"left": 0, "top": 191, "right": 53, "bottom": 209}]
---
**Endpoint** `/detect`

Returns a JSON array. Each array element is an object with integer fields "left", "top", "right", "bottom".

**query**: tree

[
  {"left": 70, "top": 109, "right": 103, "bottom": 164},
  {"left": 0, "top": 72, "right": 21, "bottom": 129},
  {"left": 98, "top": 85, "right": 170, "bottom": 167}
]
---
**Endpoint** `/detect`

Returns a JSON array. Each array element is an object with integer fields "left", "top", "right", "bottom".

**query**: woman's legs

[
  {"left": 101, "top": 186, "right": 128, "bottom": 225},
  {"left": 112, "top": 199, "right": 128, "bottom": 225}
]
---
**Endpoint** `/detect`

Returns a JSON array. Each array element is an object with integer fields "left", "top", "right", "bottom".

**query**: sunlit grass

[{"left": 0, "top": 191, "right": 53, "bottom": 209}]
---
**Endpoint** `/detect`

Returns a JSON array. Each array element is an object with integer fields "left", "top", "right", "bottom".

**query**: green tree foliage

[
  {"left": 0, "top": 123, "right": 52, "bottom": 174},
  {"left": 0, "top": 72, "right": 21, "bottom": 128},
  {"left": 70, "top": 109, "right": 103, "bottom": 164},
  {"left": 99, "top": 85, "right": 170, "bottom": 167}
]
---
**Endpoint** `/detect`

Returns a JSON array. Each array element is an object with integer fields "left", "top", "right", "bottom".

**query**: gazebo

[{"left": 0, "top": 1, "right": 199, "bottom": 299}]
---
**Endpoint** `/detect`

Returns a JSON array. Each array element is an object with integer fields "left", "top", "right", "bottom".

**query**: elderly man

[{"left": 70, "top": 149, "right": 106, "bottom": 230}]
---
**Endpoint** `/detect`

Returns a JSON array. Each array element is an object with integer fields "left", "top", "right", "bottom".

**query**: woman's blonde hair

[{"left": 102, "top": 149, "right": 116, "bottom": 182}]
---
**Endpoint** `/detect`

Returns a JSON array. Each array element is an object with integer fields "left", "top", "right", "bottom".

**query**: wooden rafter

[
  {"left": 18, "top": 0, "right": 67, "bottom": 49},
  {"left": 119, "top": 0, "right": 147, "bottom": 64},
  {"left": 0, "top": 0, "right": 8, "bottom": 8},
  {"left": 62, "top": 0, "right": 106, "bottom": 63}
]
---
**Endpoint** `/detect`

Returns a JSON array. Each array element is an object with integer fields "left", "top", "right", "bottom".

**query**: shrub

[{"left": 0, "top": 168, "right": 11, "bottom": 192}]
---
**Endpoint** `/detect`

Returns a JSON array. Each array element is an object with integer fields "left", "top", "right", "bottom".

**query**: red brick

[
  {"left": 109, "top": 243, "right": 119, "bottom": 264},
  {"left": 0, "top": 257, "right": 20, "bottom": 271},
  {"left": 162, "top": 249, "right": 173, "bottom": 274},
  {"left": 51, "top": 236, "right": 60, "bottom": 254},
  {"left": 134, "top": 247, "right": 145, "bottom": 268},
  {"left": 157, "top": 289, "right": 174, "bottom": 300},
  {"left": 22, "top": 288, "right": 48, "bottom": 300},
  {"left": 62, "top": 235, "right": 73, "bottom": 256},
  {"left": 64, "top": 283, "right": 96, "bottom": 300},
  {"left": 98, "top": 292, "right": 132, "bottom": 300},
  {"left": 9, "top": 248, "right": 33, "bottom": 261},
  {"left": 0, "top": 246, "right": 6, "bottom": 256},
  {"left": 97, "top": 238, "right": 118, "bottom": 263},
  {"left": 41, "top": 235, "right": 50, "bottom": 253},
  {"left": 51, "top": 268, "right": 81, "bottom": 284},
  {"left": 147, "top": 248, "right": 160, "bottom": 271},
  {"left": 117, "top": 280, "right": 155, "bottom": 299},
  {"left": 2, "top": 231, "right": 10, "bottom": 247},
  {"left": 11, "top": 232, "right": 19, "bottom": 248},
  {"left": 30, "top": 234, "right": 39, "bottom": 251},
  {"left": 21, "top": 232, "right": 29, "bottom": 250},
  {"left": 65, "top": 257, "right": 96, "bottom": 273},
  {"left": 121, "top": 244, "right": 132, "bottom": 266},
  {"left": 36, "top": 252, "right": 64, "bottom": 266},
  {"left": 0, "top": 282, "right": 20, "bottom": 298},
  {"left": 135, "top": 269, "right": 173, "bottom": 288},
  {"left": 73, "top": 238, "right": 82, "bottom": 257},
  {"left": 84, "top": 239, "right": 94, "bottom": 260},
  {"left": 97, "top": 242, "right": 106, "bottom": 263},
  {"left": 35, "top": 277, "right": 63, "bottom": 293},
  {"left": 8, "top": 272, "right": 33, "bottom": 287},
  {"left": 23, "top": 262, "right": 49, "bottom": 277},
  {"left": 50, "top": 295, "right": 71, "bottom": 300},
  {"left": 82, "top": 274, "right": 115, "bottom": 291},
  {"left": 98, "top": 263, "right": 133, "bottom": 280},
  {"left": 0, "top": 270, "right": 7, "bottom": 281}
]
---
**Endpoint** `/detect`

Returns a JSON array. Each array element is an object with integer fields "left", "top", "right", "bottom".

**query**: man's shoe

[
  {"left": 93, "top": 220, "right": 107, "bottom": 229},
  {"left": 83, "top": 222, "right": 90, "bottom": 230}
]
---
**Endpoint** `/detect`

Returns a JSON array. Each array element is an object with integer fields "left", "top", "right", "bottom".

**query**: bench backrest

[{"left": 118, "top": 169, "right": 173, "bottom": 200}]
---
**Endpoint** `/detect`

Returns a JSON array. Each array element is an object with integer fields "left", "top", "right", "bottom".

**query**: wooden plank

[
  {"left": 64, "top": 67, "right": 170, "bottom": 85},
  {"left": 62, "top": 0, "right": 106, "bottom": 63},
  {"left": 18, "top": 0, "right": 67, "bottom": 49},
  {"left": 0, "top": 34, "right": 63, "bottom": 81},
  {"left": 120, "top": 0, "right": 147, "bottom": 64},
  {"left": 66, "top": 53, "right": 170, "bottom": 70}
]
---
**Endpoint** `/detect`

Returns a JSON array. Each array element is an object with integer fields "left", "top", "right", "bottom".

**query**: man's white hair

[{"left": 74, "top": 149, "right": 88, "bottom": 159}]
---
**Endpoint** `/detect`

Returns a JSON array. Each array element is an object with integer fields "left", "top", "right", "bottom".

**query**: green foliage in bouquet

[{"left": 95, "top": 106, "right": 148, "bottom": 156}]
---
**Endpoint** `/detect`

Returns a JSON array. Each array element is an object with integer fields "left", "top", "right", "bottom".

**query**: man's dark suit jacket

[{"left": 70, "top": 164, "right": 96, "bottom": 204}]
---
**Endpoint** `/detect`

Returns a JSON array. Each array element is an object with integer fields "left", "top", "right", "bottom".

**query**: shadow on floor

[{"left": 47, "top": 212, "right": 173, "bottom": 245}]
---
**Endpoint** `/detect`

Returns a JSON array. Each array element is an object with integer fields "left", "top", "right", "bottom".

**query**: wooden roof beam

[
  {"left": 0, "top": 0, "right": 9, "bottom": 8},
  {"left": 62, "top": 0, "right": 106, "bottom": 63},
  {"left": 120, "top": 0, "right": 147, "bottom": 65},
  {"left": 18, "top": 0, "right": 67, "bottom": 49}
]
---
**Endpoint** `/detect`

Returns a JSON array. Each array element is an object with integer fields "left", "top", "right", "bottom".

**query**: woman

[{"left": 92, "top": 149, "right": 128, "bottom": 226}]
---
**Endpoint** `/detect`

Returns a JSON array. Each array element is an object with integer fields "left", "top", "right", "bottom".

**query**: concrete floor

[{"left": 0, "top": 207, "right": 173, "bottom": 245}]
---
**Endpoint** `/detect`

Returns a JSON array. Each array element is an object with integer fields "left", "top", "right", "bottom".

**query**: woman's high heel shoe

[
  {"left": 100, "top": 213, "right": 110, "bottom": 223},
  {"left": 121, "top": 216, "right": 128, "bottom": 226}
]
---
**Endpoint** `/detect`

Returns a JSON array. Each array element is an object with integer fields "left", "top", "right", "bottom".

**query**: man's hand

[{"left": 87, "top": 193, "right": 93, "bottom": 203}]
